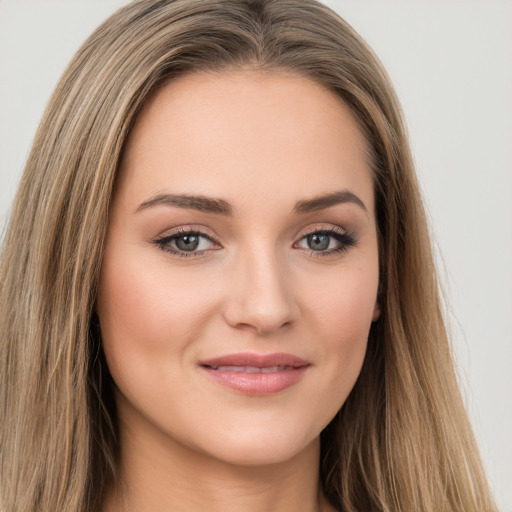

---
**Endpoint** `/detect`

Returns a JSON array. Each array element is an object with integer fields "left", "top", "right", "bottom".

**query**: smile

[{"left": 198, "top": 353, "right": 310, "bottom": 395}]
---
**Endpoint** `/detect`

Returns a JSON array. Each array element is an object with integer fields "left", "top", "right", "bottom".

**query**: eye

[
  {"left": 295, "top": 228, "right": 356, "bottom": 255},
  {"left": 154, "top": 229, "right": 219, "bottom": 257}
]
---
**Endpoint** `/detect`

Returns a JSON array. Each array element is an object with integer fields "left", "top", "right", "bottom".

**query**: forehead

[{"left": 118, "top": 69, "right": 374, "bottom": 214}]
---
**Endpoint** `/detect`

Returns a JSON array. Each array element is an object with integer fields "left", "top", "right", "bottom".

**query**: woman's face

[{"left": 98, "top": 70, "right": 380, "bottom": 466}]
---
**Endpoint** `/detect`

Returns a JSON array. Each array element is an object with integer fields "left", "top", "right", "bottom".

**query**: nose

[{"left": 222, "top": 247, "right": 299, "bottom": 335}]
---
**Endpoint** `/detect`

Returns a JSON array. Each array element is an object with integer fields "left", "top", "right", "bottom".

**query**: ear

[{"left": 371, "top": 301, "right": 381, "bottom": 322}]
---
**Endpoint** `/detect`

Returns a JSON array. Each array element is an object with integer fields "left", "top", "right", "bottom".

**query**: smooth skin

[{"left": 98, "top": 69, "right": 380, "bottom": 512}]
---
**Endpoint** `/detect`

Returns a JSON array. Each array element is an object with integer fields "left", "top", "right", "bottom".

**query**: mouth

[
  {"left": 205, "top": 364, "right": 300, "bottom": 373},
  {"left": 198, "top": 353, "right": 310, "bottom": 396}
]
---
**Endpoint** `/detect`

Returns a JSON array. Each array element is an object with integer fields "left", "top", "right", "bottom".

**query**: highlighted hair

[{"left": 0, "top": 1, "right": 495, "bottom": 510}]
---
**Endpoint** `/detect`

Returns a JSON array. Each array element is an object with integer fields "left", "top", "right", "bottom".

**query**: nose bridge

[{"left": 223, "top": 240, "right": 297, "bottom": 334}]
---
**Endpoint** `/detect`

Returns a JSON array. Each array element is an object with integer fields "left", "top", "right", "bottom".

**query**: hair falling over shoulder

[{"left": 0, "top": 1, "right": 497, "bottom": 511}]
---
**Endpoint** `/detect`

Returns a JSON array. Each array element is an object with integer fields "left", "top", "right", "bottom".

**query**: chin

[{"left": 189, "top": 421, "right": 321, "bottom": 468}]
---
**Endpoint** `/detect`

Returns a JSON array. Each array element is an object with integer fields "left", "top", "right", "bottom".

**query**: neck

[{"left": 103, "top": 408, "right": 334, "bottom": 512}]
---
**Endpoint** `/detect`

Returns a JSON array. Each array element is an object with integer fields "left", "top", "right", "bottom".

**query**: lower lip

[{"left": 200, "top": 366, "right": 309, "bottom": 396}]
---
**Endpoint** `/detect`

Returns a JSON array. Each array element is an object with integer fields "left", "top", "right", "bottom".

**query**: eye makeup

[
  {"left": 153, "top": 227, "right": 222, "bottom": 259},
  {"left": 152, "top": 223, "right": 357, "bottom": 260},
  {"left": 294, "top": 226, "right": 357, "bottom": 258}
]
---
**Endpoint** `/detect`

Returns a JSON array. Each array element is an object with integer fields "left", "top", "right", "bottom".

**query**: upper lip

[{"left": 198, "top": 352, "right": 309, "bottom": 369}]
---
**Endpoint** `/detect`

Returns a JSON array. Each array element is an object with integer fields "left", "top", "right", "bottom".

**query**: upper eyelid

[
  {"left": 157, "top": 233, "right": 220, "bottom": 251},
  {"left": 157, "top": 222, "right": 344, "bottom": 235},
  {"left": 294, "top": 227, "right": 355, "bottom": 246},
  {"left": 155, "top": 223, "right": 351, "bottom": 242},
  {"left": 293, "top": 223, "right": 350, "bottom": 241},
  {"left": 155, "top": 225, "right": 219, "bottom": 242},
  {"left": 299, "top": 225, "right": 346, "bottom": 236}
]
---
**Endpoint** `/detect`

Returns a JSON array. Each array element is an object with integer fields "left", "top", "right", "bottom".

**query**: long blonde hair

[{"left": 0, "top": 1, "right": 496, "bottom": 510}]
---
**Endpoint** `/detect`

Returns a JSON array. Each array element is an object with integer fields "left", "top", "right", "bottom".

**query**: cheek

[
  {"left": 96, "top": 250, "right": 219, "bottom": 383},
  {"left": 300, "top": 259, "right": 378, "bottom": 401},
  {"left": 306, "top": 255, "right": 378, "bottom": 336}
]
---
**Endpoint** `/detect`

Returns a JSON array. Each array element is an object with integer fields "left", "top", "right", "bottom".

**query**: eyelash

[
  {"left": 153, "top": 228, "right": 221, "bottom": 259},
  {"left": 295, "top": 227, "right": 357, "bottom": 257},
  {"left": 153, "top": 226, "right": 357, "bottom": 259}
]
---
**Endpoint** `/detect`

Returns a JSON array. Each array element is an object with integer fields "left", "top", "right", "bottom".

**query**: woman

[{"left": 0, "top": 0, "right": 496, "bottom": 511}]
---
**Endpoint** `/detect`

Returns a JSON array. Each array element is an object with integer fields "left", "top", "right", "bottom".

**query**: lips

[
  {"left": 207, "top": 365, "right": 296, "bottom": 373},
  {"left": 198, "top": 353, "right": 310, "bottom": 395}
]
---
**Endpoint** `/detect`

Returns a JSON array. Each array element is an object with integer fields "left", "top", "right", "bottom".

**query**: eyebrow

[
  {"left": 135, "top": 193, "right": 233, "bottom": 215},
  {"left": 292, "top": 190, "right": 368, "bottom": 215},
  {"left": 134, "top": 189, "right": 367, "bottom": 216}
]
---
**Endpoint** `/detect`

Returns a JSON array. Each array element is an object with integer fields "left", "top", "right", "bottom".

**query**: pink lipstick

[{"left": 198, "top": 353, "right": 309, "bottom": 396}]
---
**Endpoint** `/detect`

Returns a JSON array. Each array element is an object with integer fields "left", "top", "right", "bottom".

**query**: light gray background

[{"left": 1, "top": 1, "right": 511, "bottom": 510}]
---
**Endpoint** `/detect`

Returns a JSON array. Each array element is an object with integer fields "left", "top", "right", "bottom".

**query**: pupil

[
  {"left": 176, "top": 235, "right": 199, "bottom": 251},
  {"left": 308, "top": 233, "right": 329, "bottom": 251}
]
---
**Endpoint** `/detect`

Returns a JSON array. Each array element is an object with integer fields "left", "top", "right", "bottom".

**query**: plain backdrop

[{"left": 1, "top": 1, "right": 511, "bottom": 510}]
